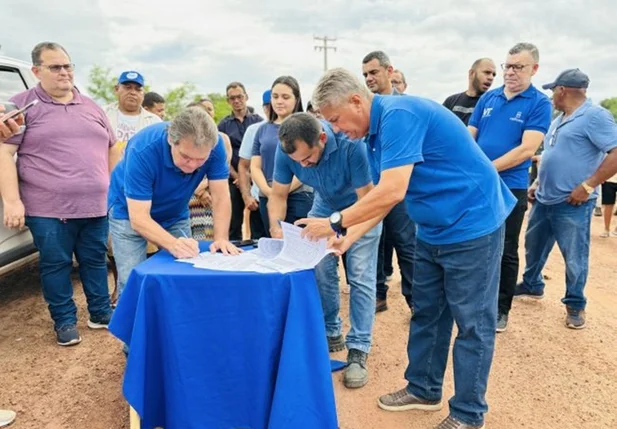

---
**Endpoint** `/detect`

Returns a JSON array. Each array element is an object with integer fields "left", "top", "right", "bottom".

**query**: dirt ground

[{"left": 1, "top": 215, "right": 616, "bottom": 429}]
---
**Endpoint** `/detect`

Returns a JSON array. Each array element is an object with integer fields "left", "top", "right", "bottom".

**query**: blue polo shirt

[
  {"left": 273, "top": 121, "right": 372, "bottom": 215},
  {"left": 537, "top": 100, "right": 617, "bottom": 205},
  {"left": 108, "top": 122, "right": 229, "bottom": 228},
  {"left": 252, "top": 122, "right": 281, "bottom": 185},
  {"left": 367, "top": 94, "right": 516, "bottom": 245},
  {"left": 469, "top": 84, "right": 552, "bottom": 189}
]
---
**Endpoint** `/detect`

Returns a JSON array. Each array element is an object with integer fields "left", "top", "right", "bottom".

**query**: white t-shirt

[{"left": 115, "top": 111, "right": 140, "bottom": 148}]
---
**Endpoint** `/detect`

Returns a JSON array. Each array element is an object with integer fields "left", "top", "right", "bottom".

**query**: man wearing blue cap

[
  {"left": 515, "top": 68, "right": 617, "bottom": 329},
  {"left": 237, "top": 90, "right": 271, "bottom": 239}
]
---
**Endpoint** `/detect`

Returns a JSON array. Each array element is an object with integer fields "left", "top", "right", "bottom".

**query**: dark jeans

[
  {"left": 375, "top": 201, "right": 415, "bottom": 308},
  {"left": 229, "top": 179, "right": 245, "bottom": 241},
  {"left": 384, "top": 237, "right": 394, "bottom": 277},
  {"left": 521, "top": 199, "right": 594, "bottom": 310},
  {"left": 498, "top": 189, "right": 528, "bottom": 315},
  {"left": 259, "top": 191, "right": 314, "bottom": 237},
  {"left": 25, "top": 216, "right": 112, "bottom": 329},
  {"left": 405, "top": 225, "right": 505, "bottom": 427},
  {"left": 249, "top": 208, "right": 266, "bottom": 239}
]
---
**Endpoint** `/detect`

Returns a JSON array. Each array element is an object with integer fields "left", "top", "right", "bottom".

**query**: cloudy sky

[{"left": 2, "top": 0, "right": 616, "bottom": 108}]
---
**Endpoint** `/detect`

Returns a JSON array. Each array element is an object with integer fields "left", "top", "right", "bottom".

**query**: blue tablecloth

[{"left": 109, "top": 243, "right": 339, "bottom": 429}]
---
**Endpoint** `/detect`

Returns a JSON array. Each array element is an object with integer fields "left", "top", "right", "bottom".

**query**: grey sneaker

[
  {"left": 343, "top": 349, "right": 368, "bottom": 388},
  {"left": 377, "top": 387, "right": 442, "bottom": 412},
  {"left": 496, "top": 313, "right": 508, "bottom": 333},
  {"left": 327, "top": 335, "right": 345, "bottom": 352},
  {"left": 436, "top": 415, "right": 485, "bottom": 429},
  {"left": 55, "top": 324, "right": 82, "bottom": 347},
  {"left": 88, "top": 312, "right": 112, "bottom": 330},
  {"left": 566, "top": 307, "right": 586, "bottom": 329}
]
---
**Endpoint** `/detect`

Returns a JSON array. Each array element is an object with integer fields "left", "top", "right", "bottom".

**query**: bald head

[{"left": 468, "top": 58, "right": 496, "bottom": 96}]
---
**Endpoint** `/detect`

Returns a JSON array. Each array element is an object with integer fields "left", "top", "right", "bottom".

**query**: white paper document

[{"left": 176, "top": 222, "right": 335, "bottom": 274}]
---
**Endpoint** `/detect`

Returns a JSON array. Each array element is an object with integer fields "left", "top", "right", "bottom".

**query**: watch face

[{"left": 330, "top": 212, "right": 342, "bottom": 224}]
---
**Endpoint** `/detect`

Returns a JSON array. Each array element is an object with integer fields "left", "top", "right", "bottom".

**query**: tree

[
  {"left": 87, "top": 65, "right": 117, "bottom": 104},
  {"left": 600, "top": 97, "right": 617, "bottom": 121}
]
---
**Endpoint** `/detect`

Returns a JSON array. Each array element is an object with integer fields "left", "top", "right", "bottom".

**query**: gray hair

[
  {"left": 31, "top": 42, "right": 70, "bottom": 65},
  {"left": 362, "top": 51, "right": 391, "bottom": 68},
  {"left": 508, "top": 42, "right": 540, "bottom": 64},
  {"left": 312, "top": 68, "right": 370, "bottom": 109},
  {"left": 393, "top": 69, "right": 406, "bottom": 84},
  {"left": 168, "top": 107, "right": 218, "bottom": 148},
  {"left": 278, "top": 113, "right": 322, "bottom": 154}
]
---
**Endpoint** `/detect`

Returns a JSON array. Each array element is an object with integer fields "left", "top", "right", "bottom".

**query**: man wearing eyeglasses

[
  {"left": 390, "top": 69, "right": 408, "bottom": 94},
  {"left": 468, "top": 42, "right": 552, "bottom": 333},
  {"left": 218, "top": 82, "right": 263, "bottom": 241},
  {"left": 516, "top": 69, "right": 617, "bottom": 329},
  {"left": 0, "top": 42, "right": 123, "bottom": 346}
]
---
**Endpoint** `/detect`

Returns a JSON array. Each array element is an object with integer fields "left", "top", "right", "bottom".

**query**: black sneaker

[
  {"left": 88, "top": 312, "right": 112, "bottom": 330},
  {"left": 513, "top": 282, "right": 544, "bottom": 300},
  {"left": 436, "top": 415, "right": 485, "bottom": 429},
  {"left": 327, "top": 335, "right": 345, "bottom": 352},
  {"left": 55, "top": 324, "right": 82, "bottom": 346},
  {"left": 565, "top": 307, "right": 586, "bottom": 329},
  {"left": 344, "top": 349, "right": 368, "bottom": 388},
  {"left": 496, "top": 313, "right": 508, "bottom": 333},
  {"left": 375, "top": 298, "right": 388, "bottom": 313}
]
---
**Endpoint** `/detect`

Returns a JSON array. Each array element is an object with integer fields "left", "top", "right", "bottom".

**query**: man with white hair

[
  {"left": 108, "top": 107, "right": 239, "bottom": 299},
  {"left": 297, "top": 68, "right": 515, "bottom": 429}
]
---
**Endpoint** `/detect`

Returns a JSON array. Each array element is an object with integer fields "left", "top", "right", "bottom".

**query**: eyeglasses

[
  {"left": 227, "top": 94, "right": 245, "bottom": 102},
  {"left": 38, "top": 63, "right": 75, "bottom": 73},
  {"left": 501, "top": 63, "right": 531, "bottom": 72}
]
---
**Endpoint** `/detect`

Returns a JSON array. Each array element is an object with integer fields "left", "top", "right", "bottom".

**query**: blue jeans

[
  {"left": 259, "top": 191, "right": 314, "bottom": 237},
  {"left": 376, "top": 201, "right": 416, "bottom": 308},
  {"left": 521, "top": 200, "right": 594, "bottom": 310},
  {"left": 25, "top": 216, "right": 112, "bottom": 329},
  {"left": 313, "top": 215, "right": 381, "bottom": 353},
  {"left": 109, "top": 217, "right": 191, "bottom": 297},
  {"left": 405, "top": 226, "right": 505, "bottom": 427}
]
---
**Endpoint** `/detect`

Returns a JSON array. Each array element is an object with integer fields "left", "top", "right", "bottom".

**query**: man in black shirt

[
  {"left": 443, "top": 58, "right": 496, "bottom": 125},
  {"left": 218, "top": 82, "right": 263, "bottom": 240}
]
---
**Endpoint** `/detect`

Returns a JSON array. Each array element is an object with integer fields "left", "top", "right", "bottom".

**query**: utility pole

[{"left": 313, "top": 36, "right": 337, "bottom": 71}]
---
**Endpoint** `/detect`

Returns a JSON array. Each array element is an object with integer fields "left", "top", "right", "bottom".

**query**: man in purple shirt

[{"left": 0, "top": 42, "right": 122, "bottom": 347}]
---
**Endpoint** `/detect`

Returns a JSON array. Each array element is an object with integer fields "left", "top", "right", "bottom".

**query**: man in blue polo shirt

[
  {"left": 516, "top": 69, "right": 617, "bottom": 329},
  {"left": 269, "top": 112, "right": 380, "bottom": 389},
  {"left": 108, "top": 108, "right": 239, "bottom": 297},
  {"left": 468, "top": 42, "right": 552, "bottom": 333},
  {"left": 299, "top": 68, "right": 515, "bottom": 429}
]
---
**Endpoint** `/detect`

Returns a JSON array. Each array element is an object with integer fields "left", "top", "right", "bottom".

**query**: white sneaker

[
  {"left": 600, "top": 231, "right": 610, "bottom": 238},
  {"left": 0, "top": 409, "right": 16, "bottom": 427}
]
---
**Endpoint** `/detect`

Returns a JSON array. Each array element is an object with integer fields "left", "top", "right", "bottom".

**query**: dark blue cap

[
  {"left": 118, "top": 71, "right": 145, "bottom": 87},
  {"left": 542, "top": 68, "right": 589, "bottom": 90}
]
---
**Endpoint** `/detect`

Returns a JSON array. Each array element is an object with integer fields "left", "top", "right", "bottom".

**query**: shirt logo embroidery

[
  {"left": 510, "top": 111, "right": 524, "bottom": 123},
  {"left": 482, "top": 107, "right": 493, "bottom": 118}
]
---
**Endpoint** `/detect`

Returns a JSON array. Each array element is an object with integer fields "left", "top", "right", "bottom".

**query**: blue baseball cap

[
  {"left": 262, "top": 89, "right": 271, "bottom": 105},
  {"left": 542, "top": 68, "right": 590, "bottom": 90},
  {"left": 118, "top": 71, "right": 145, "bottom": 87}
]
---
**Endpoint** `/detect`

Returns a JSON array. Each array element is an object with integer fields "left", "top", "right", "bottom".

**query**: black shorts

[{"left": 601, "top": 181, "right": 617, "bottom": 205}]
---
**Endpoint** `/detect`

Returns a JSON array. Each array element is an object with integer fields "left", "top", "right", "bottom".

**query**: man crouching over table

[{"left": 108, "top": 107, "right": 240, "bottom": 299}]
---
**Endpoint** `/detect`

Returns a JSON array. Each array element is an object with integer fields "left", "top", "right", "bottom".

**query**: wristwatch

[
  {"left": 581, "top": 181, "right": 594, "bottom": 194},
  {"left": 329, "top": 211, "right": 347, "bottom": 237}
]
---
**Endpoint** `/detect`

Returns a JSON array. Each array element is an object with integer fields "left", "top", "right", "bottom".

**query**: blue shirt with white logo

[
  {"left": 469, "top": 84, "right": 552, "bottom": 189},
  {"left": 537, "top": 100, "right": 617, "bottom": 205},
  {"left": 108, "top": 122, "right": 229, "bottom": 228},
  {"left": 273, "top": 121, "right": 372, "bottom": 215},
  {"left": 367, "top": 94, "right": 516, "bottom": 245}
]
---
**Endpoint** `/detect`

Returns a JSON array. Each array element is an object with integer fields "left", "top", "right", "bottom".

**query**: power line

[{"left": 313, "top": 36, "right": 337, "bottom": 72}]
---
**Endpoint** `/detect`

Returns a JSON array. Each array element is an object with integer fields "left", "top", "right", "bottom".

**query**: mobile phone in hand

[{"left": 1, "top": 99, "right": 38, "bottom": 124}]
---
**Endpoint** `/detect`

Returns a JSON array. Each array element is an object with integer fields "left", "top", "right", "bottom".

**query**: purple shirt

[{"left": 7, "top": 84, "right": 115, "bottom": 218}]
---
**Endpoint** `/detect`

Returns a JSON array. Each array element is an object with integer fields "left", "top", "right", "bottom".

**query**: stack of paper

[{"left": 177, "top": 222, "right": 335, "bottom": 274}]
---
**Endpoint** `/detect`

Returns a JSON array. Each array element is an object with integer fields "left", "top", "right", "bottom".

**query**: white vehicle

[{"left": 0, "top": 56, "right": 39, "bottom": 274}]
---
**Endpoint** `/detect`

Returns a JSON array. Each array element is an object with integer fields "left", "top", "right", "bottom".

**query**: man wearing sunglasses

[
  {"left": 0, "top": 42, "right": 122, "bottom": 346},
  {"left": 468, "top": 42, "right": 552, "bottom": 333},
  {"left": 516, "top": 69, "right": 617, "bottom": 329}
]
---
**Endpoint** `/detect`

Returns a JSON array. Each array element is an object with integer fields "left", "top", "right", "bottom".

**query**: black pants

[
  {"left": 498, "top": 189, "right": 528, "bottom": 315},
  {"left": 249, "top": 209, "right": 266, "bottom": 239},
  {"left": 228, "top": 180, "right": 245, "bottom": 241}
]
